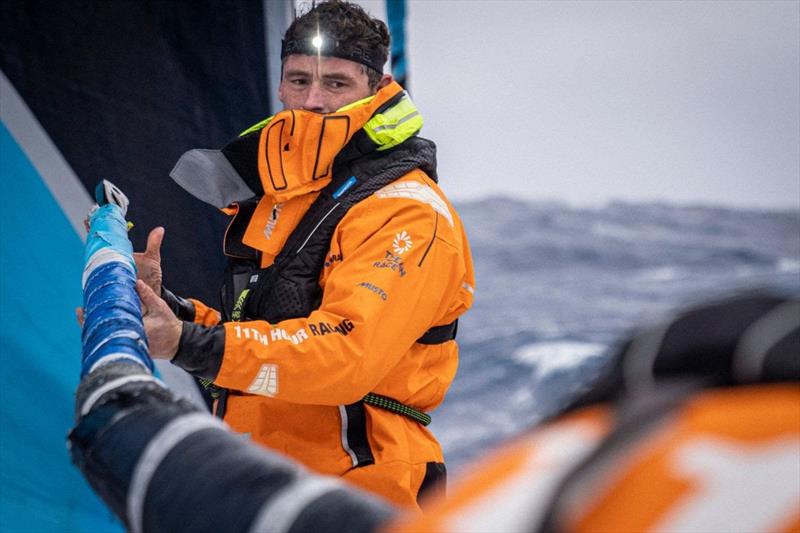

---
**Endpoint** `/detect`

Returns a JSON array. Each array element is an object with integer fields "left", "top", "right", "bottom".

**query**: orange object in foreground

[
  {"left": 390, "top": 385, "right": 800, "bottom": 532},
  {"left": 389, "top": 289, "right": 800, "bottom": 532}
]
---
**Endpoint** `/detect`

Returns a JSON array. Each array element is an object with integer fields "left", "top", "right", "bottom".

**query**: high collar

[{"left": 254, "top": 81, "right": 422, "bottom": 203}]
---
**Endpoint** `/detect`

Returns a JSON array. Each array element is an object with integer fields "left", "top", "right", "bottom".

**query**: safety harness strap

[
  {"left": 356, "top": 319, "right": 457, "bottom": 427},
  {"left": 362, "top": 393, "right": 432, "bottom": 426},
  {"left": 417, "top": 320, "right": 458, "bottom": 345}
]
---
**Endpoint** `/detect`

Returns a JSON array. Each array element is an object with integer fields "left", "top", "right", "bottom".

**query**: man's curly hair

[{"left": 283, "top": 1, "right": 390, "bottom": 88}]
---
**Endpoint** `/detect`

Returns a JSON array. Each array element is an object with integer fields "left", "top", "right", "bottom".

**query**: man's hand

[
  {"left": 135, "top": 227, "right": 165, "bottom": 297},
  {"left": 136, "top": 280, "right": 182, "bottom": 359}
]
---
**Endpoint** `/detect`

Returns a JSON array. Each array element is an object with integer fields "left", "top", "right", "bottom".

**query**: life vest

[
  {"left": 207, "top": 88, "right": 457, "bottom": 425},
  {"left": 221, "top": 133, "right": 437, "bottom": 323}
]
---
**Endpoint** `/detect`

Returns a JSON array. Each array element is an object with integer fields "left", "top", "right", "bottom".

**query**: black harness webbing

[{"left": 417, "top": 320, "right": 458, "bottom": 345}]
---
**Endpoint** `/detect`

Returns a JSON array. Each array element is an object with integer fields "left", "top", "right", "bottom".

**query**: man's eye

[
  {"left": 327, "top": 81, "right": 346, "bottom": 89},
  {"left": 290, "top": 79, "right": 308, "bottom": 86}
]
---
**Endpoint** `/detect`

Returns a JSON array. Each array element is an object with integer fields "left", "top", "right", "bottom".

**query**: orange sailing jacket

[{"left": 170, "top": 82, "right": 475, "bottom": 509}]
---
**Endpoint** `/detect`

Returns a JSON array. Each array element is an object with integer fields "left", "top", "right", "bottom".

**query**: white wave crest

[
  {"left": 776, "top": 258, "right": 800, "bottom": 273},
  {"left": 513, "top": 341, "right": 607, "bottom": 379}
]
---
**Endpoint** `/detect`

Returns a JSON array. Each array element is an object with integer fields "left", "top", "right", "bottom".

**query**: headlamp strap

[{"left": 281, "top": 37, "right": 385, "bottom": 73}]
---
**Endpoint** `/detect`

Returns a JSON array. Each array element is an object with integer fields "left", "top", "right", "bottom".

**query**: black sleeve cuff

[
  {"left": 171, "top": 322, "right": 225, "bottom": 380},
  {"left": 161, "top": 286, "right": 196, "bottom": 322}
]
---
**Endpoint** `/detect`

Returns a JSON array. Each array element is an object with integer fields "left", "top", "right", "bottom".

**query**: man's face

[{"left": 278, "top": 54, "right": 378, "bottom": 113}]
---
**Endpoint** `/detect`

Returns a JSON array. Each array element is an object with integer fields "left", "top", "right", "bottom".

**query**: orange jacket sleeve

[
  {"left": 187, "top": 298, "right": 222, "bottom": 327},
  {"left": 210, "top": 176, "right": 474, "bottom": 405}
]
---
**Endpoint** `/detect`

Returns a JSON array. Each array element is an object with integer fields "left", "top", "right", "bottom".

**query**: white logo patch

[
  {"left": 263, "top": 203, "right": 283, "bottom": 240},
  {"left": 247, "top": 364, "right": 279, "bottom": 397},
  {"left": 393, "top": 230, "right": 413, "bottom": 255}
]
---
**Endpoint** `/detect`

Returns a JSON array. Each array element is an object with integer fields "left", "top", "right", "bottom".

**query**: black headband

[{"left": 281, "top": 36, "right": 386, "bottom": 73}]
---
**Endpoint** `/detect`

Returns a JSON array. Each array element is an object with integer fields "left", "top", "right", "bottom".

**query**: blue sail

[{"left": 0, "top": 122, "right": 122, "bottom": 532}]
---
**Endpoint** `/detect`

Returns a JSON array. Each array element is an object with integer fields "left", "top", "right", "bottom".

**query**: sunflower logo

[{"left": 393, "top": 231, "right": 413, "bottom": 255}]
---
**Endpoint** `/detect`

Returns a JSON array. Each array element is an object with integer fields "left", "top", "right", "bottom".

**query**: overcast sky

[{"left": 355, "top": 0, "right": 799, "bottom": 209}]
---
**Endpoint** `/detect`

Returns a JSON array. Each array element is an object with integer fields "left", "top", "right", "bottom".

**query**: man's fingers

[
  {"left": 136, "top": 279, "right": 158, "bottom": 312},
  {"left": 135, "top": 279, "right": 181, "bottom": 359},
  {"left": 145, "top": 227, "right": 165, "bottom": 259},
  {"left": 76, "top": 307, "right": 85, "bottom": 327}
]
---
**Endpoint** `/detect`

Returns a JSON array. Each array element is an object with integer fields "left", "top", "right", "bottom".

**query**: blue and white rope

[{"left": 81, "top": 203, "right": 152, "bottom": 376}]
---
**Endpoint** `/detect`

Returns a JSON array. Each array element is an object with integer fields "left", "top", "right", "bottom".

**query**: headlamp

[{"left": 281, "top": 34, "right": 386, "bottom": 73}]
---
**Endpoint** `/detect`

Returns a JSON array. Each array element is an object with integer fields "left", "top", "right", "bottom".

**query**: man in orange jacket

[{"left": 134, "top": 0, "right": 474, "bottom": 510}]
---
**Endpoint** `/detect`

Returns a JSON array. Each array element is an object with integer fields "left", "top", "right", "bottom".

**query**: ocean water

[{"left": 435, "top": 198, "right": 800, "bottom": 472}]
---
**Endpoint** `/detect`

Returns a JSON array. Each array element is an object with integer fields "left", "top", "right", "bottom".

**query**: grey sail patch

[{"left": 170, "top": 149, "right": 255, "bottom": 208}]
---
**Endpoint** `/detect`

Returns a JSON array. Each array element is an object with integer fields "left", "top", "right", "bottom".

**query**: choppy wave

[
  {"left": 513, "top": 341, "right": 607, "bottom": 379},
  {"left": 437, "top": 197, "right": 799, "bottom": 471}
]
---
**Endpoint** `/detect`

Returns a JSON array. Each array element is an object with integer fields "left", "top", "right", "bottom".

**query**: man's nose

[{"left": 302, "top": 82, "right": 326, "bottom": 113}]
